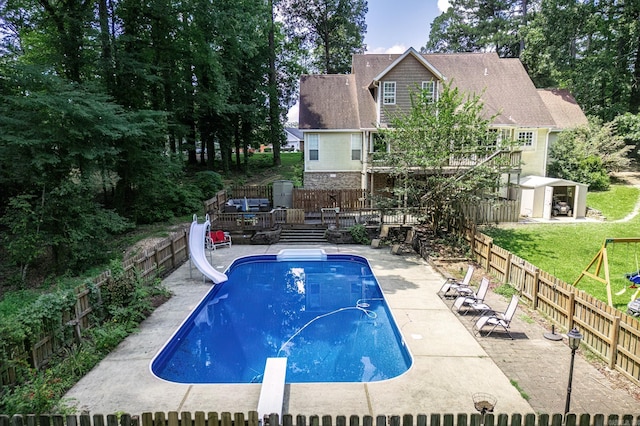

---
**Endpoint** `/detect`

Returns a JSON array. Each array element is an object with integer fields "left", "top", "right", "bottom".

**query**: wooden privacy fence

[
  {"left": 204, "top": 187, "right": 368, "bottom": 214},
  {"left": 458, "top": 229, "right": 640, "bottom": 386},
  {"left": 293, "top": 189, "right": 367, "bottom": 211},
  {"left": 459, "top": 199, "right": 520, "bottom": 224},
  {"left": 0, "top": 230, "right": 190, "bottom": 387},
  {"left": 2, "top": 412, "right": 639, "bottom": 426}
]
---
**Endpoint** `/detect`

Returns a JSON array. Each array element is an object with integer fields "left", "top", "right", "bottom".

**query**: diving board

[{"left": 257, "top": 357, "right": 287, "bottom": 425}]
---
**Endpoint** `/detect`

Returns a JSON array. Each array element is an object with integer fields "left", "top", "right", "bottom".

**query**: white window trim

[
  {"left": 383, "top": 81, "right": 396, "bottom": 105},
  {"left": 517, "top": 130, "right": 536, "bottom": 150},
  {"left": 308, "top": 134, "right": 319, "bottom": 161},
  {"left": 421, "top": 80, "right": 437, "bottom": 102},
  {"left": 351, "top": 134, "right": 362, "bottom": 161}
]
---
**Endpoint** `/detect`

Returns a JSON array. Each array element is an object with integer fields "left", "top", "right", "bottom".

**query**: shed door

[{"left": 542, "top": 186, "right": 553, "bottom": 219}]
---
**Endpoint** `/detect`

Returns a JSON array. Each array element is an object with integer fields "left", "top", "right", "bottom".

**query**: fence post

[
  {"left": 609, "top": 316, "right": 620, "bottom": 369},
  {"left": 504, "top": 253, "right": 512, "bottom": 285},
  {"left": 486, "top": 238, "right": 493, "bottom": 271},
  {"left": 170, "top": 236, "right": 176, "bottom": 270},
  {"left": 532, "top": 268, "right": 540, "bottom": 309},
  {"left": 567, "top": 292, "right": 576, "bottom": 330}
]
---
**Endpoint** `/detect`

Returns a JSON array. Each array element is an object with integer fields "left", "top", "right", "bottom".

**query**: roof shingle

[{"left": 299, "top": 50, "right": 582, "bottom": 130}]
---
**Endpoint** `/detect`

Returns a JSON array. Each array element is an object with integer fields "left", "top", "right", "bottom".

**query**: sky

[
  {"left": 288, "top": 0, "right": 451, "bottom": 122},
  {"left": 364, "top": 0, "right": 451, "bottom": 54}
]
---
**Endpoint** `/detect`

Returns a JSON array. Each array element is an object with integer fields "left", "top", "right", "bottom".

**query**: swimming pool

[{"left": 151, "top": 250, "right": 412, "bottom": 383}]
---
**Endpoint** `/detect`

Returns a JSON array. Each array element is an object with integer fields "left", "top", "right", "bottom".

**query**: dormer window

[
  {"left": 383, "top": 81, "right": 396, "bottom": 105},
  {"left": 422, "top": 80, "right": 437, "bottom": 102}
]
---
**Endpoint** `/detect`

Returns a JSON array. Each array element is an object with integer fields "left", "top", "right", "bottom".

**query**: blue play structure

[{"left": 626, "top": 272, "right": 640, "bottom": 286}]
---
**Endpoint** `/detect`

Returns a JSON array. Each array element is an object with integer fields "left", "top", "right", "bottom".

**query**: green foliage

[
  {"left": 424, "top": 0, "right": 521, "bottom": 58},
  {"left": 0, "top": 261, "right": 170, "bottom": 415},
  {"left": 548, "top": 119, "right": 632, "bottom": 191},
  {"left": 89, "top": 323, "right": 131, "bottom": 353},
  {"left": 520, "top": 0, "right": 640, "bottom": 120},
  {"left": 510, "top": 379, "right": 530, "bottom": 401},
  {"left": 494, "top": 283, "right": 518, "bottom": 298},
  {"left": 281, "top": 0, "right": 367, "bottom": 74},
  {"left": 378, "top": 82, "right": 512, "bottom": 233},
  {"left": 612, "top": 113, "right": 640, "bottom": 162},
  {"left": 192, "top": 171, "right": 224, "bottom": 200},
  {"left": 349, "top": 224, "right": 370, "bottom": 245},
  {"left": 0, "top": 195, "right": 46, "bottom": 283}
]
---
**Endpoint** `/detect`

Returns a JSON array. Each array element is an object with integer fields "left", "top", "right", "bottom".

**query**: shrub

[
  {"left": 349, "top": 224, "right": 371, "bottom": 245},
  {"left": 193, "top": 171, "right": 224, "bottom": 199}
]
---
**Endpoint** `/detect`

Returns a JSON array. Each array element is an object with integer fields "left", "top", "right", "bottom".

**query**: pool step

[
  {"left": 257, "top": 357, "right": 288, "bottom": 425},
  {"left": 279, "top": 228, "right": 327, "bottom": 243}
]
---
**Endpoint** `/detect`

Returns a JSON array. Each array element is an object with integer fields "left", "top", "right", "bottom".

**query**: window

[
  {"left": 383, "top": 81, "right": 396, "bottom": 105},
  {"left": 422, "top": 80, "right": 437, "bottom": 102},
  {"left": 351, "top": 134, "right": 362, "bottom": 161},
  {"left": 517, "top": 131, "right": 534, "bottom": 147},
  {"left": 488, "top": 128, "right": 512, "bottom": 145},
  {"left": 308, "top": 134, "right": 319, "bottom": 160}
]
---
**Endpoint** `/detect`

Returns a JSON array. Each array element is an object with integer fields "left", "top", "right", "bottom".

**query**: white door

[{"left": 542, "top": 186, "right": 553, "bottom": 219}]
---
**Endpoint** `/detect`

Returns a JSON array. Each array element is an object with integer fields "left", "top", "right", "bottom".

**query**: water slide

[{"left": 189, "top": 214, "right": 228, "bottom": 284}]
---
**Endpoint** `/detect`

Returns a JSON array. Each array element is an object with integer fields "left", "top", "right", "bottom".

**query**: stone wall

[{"left": 303, "top": 172, "right": 361, "bottom": 189}]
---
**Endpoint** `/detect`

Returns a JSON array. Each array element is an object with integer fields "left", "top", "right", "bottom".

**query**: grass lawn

[
  {"left": 226, "top": 152, "right": 303, "bottom": 186},
  {"left": 484, "top": 185, "right": 640, "bottom": 311},
  {"left": 586, "top": 185, "right": 640, "bottom": 220}
]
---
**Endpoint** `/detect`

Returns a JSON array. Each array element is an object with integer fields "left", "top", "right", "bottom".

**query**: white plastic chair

[{"left": 473, "top": 294, "right": 519, "bottom": 339}]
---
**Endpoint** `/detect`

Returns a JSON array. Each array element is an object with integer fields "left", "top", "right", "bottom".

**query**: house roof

[
  {"left": 518, "top": 175, "right": 588, "bottom": 188},
  {"left": 299, "top": 74, "right": 360, "bottom": 129},
  {"left": 285, "top": 127, "right": 303, "bottom": 140},
  {"left": 370, "top": 47, "right": 445, "bottom": 84},
  {"left": 537, "top": 89, "right": 589, "bottom": 130},
  {"left": 299, "top": 48, "right": 571, "bottom": 130}
]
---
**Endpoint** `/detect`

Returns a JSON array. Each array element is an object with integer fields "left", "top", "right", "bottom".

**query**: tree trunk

[{"left": 269, "top": 0, "right": 282, "bottom": 166}]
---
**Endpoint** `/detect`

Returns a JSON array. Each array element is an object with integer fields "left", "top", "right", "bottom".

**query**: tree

[
  {"left": 281, "top": 0, "right": 367, "bottom": 74},
  {"left": 521, "top": 0, "right": 640, "bottom": 120},
  {"left": 612, "top": 113, "right": 640, "bottom": 163},
  {"left": 0, "top": 66, "right": 134, "bottom": 273},
  {"left": 377, "top": 82, "right": 514, "bottom": 232},
  {"left": 424, "top": 0, "right": 526, "bottom": 58},
  {"left": 547, "top": 118, "right": 633, "bottom": 191}
]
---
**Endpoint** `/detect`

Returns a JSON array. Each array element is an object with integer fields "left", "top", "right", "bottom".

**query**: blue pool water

[{"left": 151, "top": 252, "right": 412, "bottom": 383}]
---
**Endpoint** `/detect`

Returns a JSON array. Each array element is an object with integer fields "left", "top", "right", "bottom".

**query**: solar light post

[{"left": 564, "top": 328, "right": 583, "bottom": 415}]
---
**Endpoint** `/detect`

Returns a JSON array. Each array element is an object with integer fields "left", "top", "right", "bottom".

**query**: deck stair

[{"left": 279, "top": 227, "right": 328, "bottom": 243}]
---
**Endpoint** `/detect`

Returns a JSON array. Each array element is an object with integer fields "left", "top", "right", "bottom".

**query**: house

[
  {"left": 298, "top": 47, "right": 588, "bottom": 213},
  {"left": 284, "top": 127, "right": 303, "bottom": 152}
]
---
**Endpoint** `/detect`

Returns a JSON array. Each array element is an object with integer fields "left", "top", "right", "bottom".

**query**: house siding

[
  {"left": 380, "top": 55, "right": 438, "bottom": 125},
  {"left": 304, "top": 172, "right": 361, "bottom": 189},
  {"left": 304, "top": 132, "right": 363, "bottom": 172},
  {"left": 519, "top": 128, "right": 549, "bottom": 176}
]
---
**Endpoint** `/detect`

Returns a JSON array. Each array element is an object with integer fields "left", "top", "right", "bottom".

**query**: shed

[{"left": 517, "top": 176, "right": 588, "bottom": 219}]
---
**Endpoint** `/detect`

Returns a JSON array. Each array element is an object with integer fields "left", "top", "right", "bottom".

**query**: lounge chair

[
  {"left": 206, "top": 230, "right": 232, "bottom": 250},
  {"left": 439, "top": 265, "right": 474, "bottom": 298},
  {"left": 452, "top": 277, "right": 489, "bottom": 315},
  {"left": 473, "top": 294, "right": 519, "bottom": 339}
]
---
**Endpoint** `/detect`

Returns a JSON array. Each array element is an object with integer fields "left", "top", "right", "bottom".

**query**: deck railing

[{"left": 367, "top": 149, "right": 522, "bottom": 172}]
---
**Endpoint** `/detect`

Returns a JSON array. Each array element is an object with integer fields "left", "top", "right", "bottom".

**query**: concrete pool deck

[{"left": 64, "top": 243, "right": 639, "bottom": 416}]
